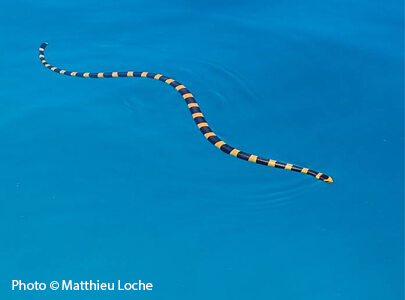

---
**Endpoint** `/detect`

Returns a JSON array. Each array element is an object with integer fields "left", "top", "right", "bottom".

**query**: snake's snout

[{"left": 319, "top": 174, "right": 333, "bottom": 183}]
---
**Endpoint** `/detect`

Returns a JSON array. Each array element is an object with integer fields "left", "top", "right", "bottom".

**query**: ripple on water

[
  {"left": 207, "top": 172, "right": 320, "bottom": 211},
  {"left": 177, "top": 58, "right": 264, "bottom": 106},
  {"left": 119, "top": 53, "right": 262, "bottom": 115}
]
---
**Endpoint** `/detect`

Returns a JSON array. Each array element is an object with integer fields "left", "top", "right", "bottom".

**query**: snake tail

[{"left": 38, "top": 42, "right": 333, "bottom": 183}]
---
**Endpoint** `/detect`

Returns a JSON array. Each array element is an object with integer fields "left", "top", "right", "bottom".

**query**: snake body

[{"left": 38, "top": 42, "right": 333, "bottom": 183}]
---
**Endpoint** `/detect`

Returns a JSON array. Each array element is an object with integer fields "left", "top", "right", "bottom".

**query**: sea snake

[{"left": 38, "top": 42, "right": 333, "bottom": 183}]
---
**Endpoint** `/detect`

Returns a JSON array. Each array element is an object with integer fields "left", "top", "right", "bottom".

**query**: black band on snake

[{"left": 38, "top": 42, "right": 333, "bottom": 183}]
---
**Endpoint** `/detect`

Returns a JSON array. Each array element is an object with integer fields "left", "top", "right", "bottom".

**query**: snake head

[{"left": 318, "top": 174, "right": 333, "bottom": 183}]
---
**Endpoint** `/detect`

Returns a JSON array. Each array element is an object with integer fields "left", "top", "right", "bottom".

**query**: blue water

[{"left": 0, "top": 0, "right": 403, "bottom": 299}]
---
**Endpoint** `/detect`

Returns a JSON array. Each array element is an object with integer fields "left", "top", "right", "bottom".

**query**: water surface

[{"left": 0, "top": 0, "right": 403, "bottom": 299}]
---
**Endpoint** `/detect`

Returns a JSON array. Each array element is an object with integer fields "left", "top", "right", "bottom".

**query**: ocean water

[{"left": 0, "top": 0, "right": 403, "bottom": 299}]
